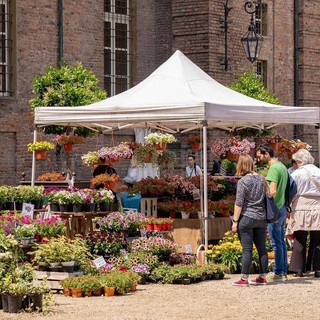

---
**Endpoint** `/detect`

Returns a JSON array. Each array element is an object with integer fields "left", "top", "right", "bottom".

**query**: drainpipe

[
  {"left": 58, "top": 0, "right": 63, "bottom": 65},
  {"left": 293, "top": 0, "right": 300, "bottom": 138}
]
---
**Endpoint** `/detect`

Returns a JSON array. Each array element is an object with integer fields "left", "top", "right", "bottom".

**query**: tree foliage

[
  {"left": 29, "top": 62, "right": 107, "bottom": 137},
  {"left": 228, "top": 70, "right": 280, "bottom": 104},
  {"left": 228, "top": 70, "right": 280, "bottom": 137}
]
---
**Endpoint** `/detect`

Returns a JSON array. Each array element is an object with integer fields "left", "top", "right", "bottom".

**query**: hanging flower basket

[
  {"left": 63, "top": 143, "right": 73, "bottom": 152},
  {"left": 191, "top": 143, "right": 201, "bottom": 150},
  {"left": 227, "top": 152, "right": 239, "bottom": 161},
  {"left": 154, "top": 142, "right": 167, "bottom": 151},
  {"left": 35, "top": 150, "right": 47, "bottom": 160}
]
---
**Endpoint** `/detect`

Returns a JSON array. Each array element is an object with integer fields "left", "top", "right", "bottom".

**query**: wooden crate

[
  {"left": 35, "top": 271, "right": 83, "bottom": 290},
  {"left": 140, "top": 197, "right": 157, "bottom": 217}
]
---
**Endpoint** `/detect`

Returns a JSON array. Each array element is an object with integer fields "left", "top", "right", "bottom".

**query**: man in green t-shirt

[{"left": 256, "top": 143, "right": 288, "bottom": 282}]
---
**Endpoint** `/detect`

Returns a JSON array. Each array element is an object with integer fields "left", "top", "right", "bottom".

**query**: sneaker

[
  {"left": 266, "top": 272, "right": 286, "bottom": 282},
  {"left": 232, "top": 278, "right": 249, "bottom": 286},
  {"left": 249, "top": 277, "right": 267, "bottom": 285}
]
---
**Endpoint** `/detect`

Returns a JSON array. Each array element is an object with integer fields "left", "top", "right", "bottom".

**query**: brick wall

[{"left": 0, "top": 0, "right": 320, "bottom": 186}]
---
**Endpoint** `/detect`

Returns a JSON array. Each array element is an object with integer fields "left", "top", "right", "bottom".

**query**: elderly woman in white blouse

[{"left": 288, "top": 149, "right": 320, "bottom": 278}]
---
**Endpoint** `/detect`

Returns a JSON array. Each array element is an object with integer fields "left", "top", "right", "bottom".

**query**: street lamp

[{"left": 241, "top": 1, "right": 263, "bottom": 63}]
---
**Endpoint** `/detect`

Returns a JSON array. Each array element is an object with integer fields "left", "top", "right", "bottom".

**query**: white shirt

[
  {"left": 291, "top": 164, "right": 320, "bottom": 197},
  {"left": 186, "top": 165, "right": 202, "bottom": 178}
]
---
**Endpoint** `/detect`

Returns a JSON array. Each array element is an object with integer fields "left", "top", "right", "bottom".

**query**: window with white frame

[
  {"left": 0, "top": 0, "right": 14, "bottom": 97},
  {"left": 104, "top": 0, "right": 132, "bottom": 96},
  {"left": 254, "top": 2, "right": 267, "bottom": 36},
  {"left": 255, "top": 60, "right": 267, "bottom": 88}
]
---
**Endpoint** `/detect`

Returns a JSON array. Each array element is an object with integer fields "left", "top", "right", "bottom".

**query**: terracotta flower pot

[
  {"left": 227, "top": 152, "right": 239, "bottom": 161},
  {"left": 191, "top": 143, "right": 201, "bottom": 150},
  {"left": 154, "top": 142, "right": 167, "bottom": 151},
  {"left": 63, "top": 143, "right": 73, "bottom": 152},
  {"left": 104, "top": 287, "right": 115, "bottom": 297},
  {"left": 35, "top": 150, "right": 47, "bottom": 159}
]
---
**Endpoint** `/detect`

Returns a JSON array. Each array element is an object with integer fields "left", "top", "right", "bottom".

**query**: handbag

[{"left": 265, "top": 194, "right": 282, "bottom": 223}]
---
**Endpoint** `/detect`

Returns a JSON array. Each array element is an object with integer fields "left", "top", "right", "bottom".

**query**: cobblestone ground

[{"left": 1, "top": 273, "right": 320, "bottom": 320}]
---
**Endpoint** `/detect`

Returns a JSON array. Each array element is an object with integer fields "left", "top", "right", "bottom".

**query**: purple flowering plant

[{"left": 131, "top": 263, "right": 150, "bottom": 275}]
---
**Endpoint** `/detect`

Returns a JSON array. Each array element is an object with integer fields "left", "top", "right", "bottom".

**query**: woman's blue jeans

[
  {"left": 238, "top": 215, "right": 268, "bottom": 276},
  {"left": 267, "top": 205, "right": 287, "bottom": 275}
]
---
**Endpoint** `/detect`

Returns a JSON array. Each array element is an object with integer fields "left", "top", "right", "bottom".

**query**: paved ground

[{"left": 1, "top": 273, "right": 320, "bottom": 320}]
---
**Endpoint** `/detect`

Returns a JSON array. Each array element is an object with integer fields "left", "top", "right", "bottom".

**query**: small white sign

[
  {"left": 22, "top": 203, "right": 34, "bottom": 219},
  {"left": 192, "top": 188, "right": 201, "bottom": 200},
  {"left": 92, "top": 256, "right": 107, "bottom": 269},
  {"left": 185, "top": 244, "right": 192, "bottom": 254}
]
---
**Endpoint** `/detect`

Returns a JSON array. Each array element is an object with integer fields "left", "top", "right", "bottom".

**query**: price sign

[
  {"left": 92, "top": 256, "right": 107, "bottom": 269},
  {"left": 185, "top": 244, "right": 192, "bottom": 254},
  {"left": 22, "top": 203, "right": 34, "bottom": 219}
]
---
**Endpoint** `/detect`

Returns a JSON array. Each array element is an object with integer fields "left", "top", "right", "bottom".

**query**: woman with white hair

[{"left": 287, "top": 149, "right": 320, "bottom": 278}]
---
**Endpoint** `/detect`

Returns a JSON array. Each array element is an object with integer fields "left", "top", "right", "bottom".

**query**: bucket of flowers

[
  {"left": 144, "top": 132, "right": 176, "bottom": 151},
  {"left": 53, "top": 134, "right": 85, "bottom": 152},
  {"left": 27, "top": 141, "right": 55, "bottom": 159}
]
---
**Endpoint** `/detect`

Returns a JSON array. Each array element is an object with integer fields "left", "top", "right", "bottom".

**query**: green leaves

[
  {"left": 29, "top": 62, "right": 107, "bottom": 137},
  {"left": 228, "top": 70, "right": 280, "bottom": 105}
]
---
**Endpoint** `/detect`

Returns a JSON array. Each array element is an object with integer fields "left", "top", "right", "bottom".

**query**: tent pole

[
  {"left": 318, "top": 126, "right": 320, "bottom": 165},
  {"left": 31, "top": 128, "right": 37, "bottom": 186},
  {"left": 202, "top": 125, "right": 208, "bottom": 251}
]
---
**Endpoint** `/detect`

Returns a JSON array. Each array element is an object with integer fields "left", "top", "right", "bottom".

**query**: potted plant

[
  {"left": 27, "top": 141, "right": 55, "bottom": 159},
  {"left": 53, "top": 134, "right": 85, "bottom": 152},
  {"left": 157, "top": 150, "right": 176, "bottom": 171},
  {"left": 211, "top": 136, "right": 255, "bottom": 160},
  {"left": 144, "top": 132, "right": 176, "bottom": 150},
  {"left": 14, "top": 224, "right": 36, "bottom": 245},
  {"left": 98, "top": 144, "right": 133, "bottom": 162},
  {"left": 69, "top": 190, "right": 86, "bottom": 212},
  {"left": 0, "top": 186, "right": 9, "bottom": 210},
  {"left": 134, "top": 145, "right": 159, "bottom": 166},
  {"left": 81, "top": 151, "right": 100, "bottom": 167},
  {"left": 37, "top": 171, "right": 64, "bottom": 181},
  {"left": 131, "top": 264, "right": 151, "bottom": 285},
  {"left": 94, "top": 188, "right": 115, "bottom": 211},
  {"left": 53, "top": 190, "right": 72, "bottom": 212},
  {"left": 91, "top": 173, "right": 121, "bottom": 190},
  {"left": 183, "top": 134, "right": 201, "bottom": 150},
  {"left": 33, "top": 216, "right": 67, "bottom": 240},
  {"left": 278, "top": 137, "right": 311, "bottom": 159},
  {"left": 220, "top": 159, "right": 236, "bottom": 176}
]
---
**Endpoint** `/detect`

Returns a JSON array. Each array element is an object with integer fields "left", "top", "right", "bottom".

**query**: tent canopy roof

[{"left": 34, "top": 50, "right": 320, "bottom": 133}]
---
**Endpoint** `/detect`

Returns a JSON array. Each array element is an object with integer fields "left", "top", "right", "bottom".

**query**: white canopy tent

[{"left": 34, "top": 50, "right": 320, "bottom": 249}]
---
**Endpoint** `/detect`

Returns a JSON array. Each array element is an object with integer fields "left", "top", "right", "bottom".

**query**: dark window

[
  {"left": 255, "top": 3, "right": 267, "bottom": 36},
  {"left": 255, "top": 60, "right": 268, "bottom": 88},
  {"left": 0, "top": 0, "right": 14, "bottom": 97},
  {"left": 104, "top": 0, "right": 131, "bottom": 96}
]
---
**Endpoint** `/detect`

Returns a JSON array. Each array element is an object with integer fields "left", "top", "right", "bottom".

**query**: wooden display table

[
  {"left": 53, "top": 211, "right": 110, "bottom": 239},
  {"left": 171, "top": 217, "right": 231, "bottom": 254}
]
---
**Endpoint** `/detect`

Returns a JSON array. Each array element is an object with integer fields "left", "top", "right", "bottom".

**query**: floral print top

[{"left": 235, "top": 174, "right": 266, "bottom": 220}]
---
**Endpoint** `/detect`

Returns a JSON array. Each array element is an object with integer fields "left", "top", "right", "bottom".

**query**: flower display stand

[
  {"left": 140, "top": 197, "right": 158, "bottom": 217},
  {"left": 35, "top": 271, "right": 83, "bottom": 290}
]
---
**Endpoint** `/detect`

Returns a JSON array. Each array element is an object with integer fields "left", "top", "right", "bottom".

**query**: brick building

[{"left": 0, "top": 0, "right": 319, "bottom": 185}]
